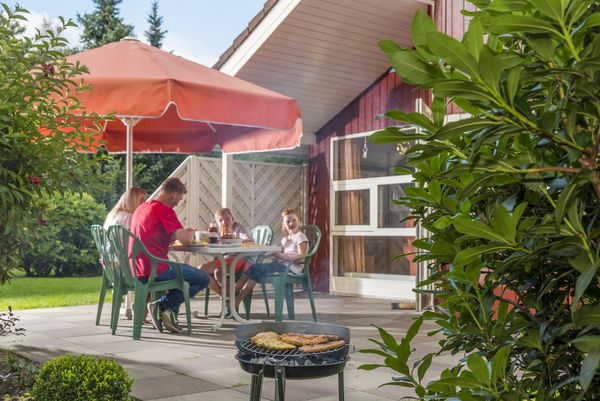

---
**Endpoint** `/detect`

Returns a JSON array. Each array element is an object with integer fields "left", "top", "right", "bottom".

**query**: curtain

[{"left": 338, "top": 139, "right": 366, "bottom": 273}]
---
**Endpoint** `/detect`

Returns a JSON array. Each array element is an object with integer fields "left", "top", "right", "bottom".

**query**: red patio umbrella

[{"left": 66, "top": 37, "right": 302, "bottom": 188}]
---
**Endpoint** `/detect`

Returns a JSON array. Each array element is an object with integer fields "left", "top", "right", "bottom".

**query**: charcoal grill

[{"left": 235, "top": 321, "right": 351, "bottom": 401}]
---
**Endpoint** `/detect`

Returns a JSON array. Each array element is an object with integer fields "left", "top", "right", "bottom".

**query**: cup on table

[{"left": 194, "top": 230, "right": 209, "bottom": 244}]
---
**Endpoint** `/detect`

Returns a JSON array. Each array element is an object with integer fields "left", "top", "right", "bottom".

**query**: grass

[{"left": 0, "top": 275, "right": 109, "bottom": 311}]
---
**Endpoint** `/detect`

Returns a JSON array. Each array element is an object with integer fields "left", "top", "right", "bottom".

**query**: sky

[{"left": 7, "top": 0, "right": 266, "bottom": 66}]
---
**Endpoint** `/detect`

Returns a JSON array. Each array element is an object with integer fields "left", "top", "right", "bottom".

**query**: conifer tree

[
  {"left": 77, "top": 0, "right": 134, "bottom": 49},
  {"left": 145, "top": 0, "right": 167, "bottom": 48}
]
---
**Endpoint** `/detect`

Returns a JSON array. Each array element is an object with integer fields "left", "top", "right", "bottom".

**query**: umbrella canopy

[{"left": 66, "top": 38, "right": 303, "bottom": 187}]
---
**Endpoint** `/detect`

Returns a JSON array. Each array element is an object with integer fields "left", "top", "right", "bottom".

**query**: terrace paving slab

[{"left": 0, "top": 294, "right": 457, "bottom": 401}]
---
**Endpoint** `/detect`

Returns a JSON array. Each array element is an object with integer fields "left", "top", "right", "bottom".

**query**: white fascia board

[{"left": 219, "top": 0, "right": 302, "bottom": 76}]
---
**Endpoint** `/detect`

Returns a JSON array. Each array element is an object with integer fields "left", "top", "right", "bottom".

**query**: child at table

[
  {"left": 234, "top": 208, "right": 308, "bottom": 309},
  {"left": 199, "top": 208, "right": 254, "bottom": 300}
]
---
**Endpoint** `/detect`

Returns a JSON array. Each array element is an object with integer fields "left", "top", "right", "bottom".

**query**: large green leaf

[
  {"left": 571, "top": 335, "right": 600, "bottom": 353},
  {"left": 463, "top": 18, "right": 484, "bottom": 60},
  {"left": 427, "top": 31, "right": 481, "bottom": 79},
  {"left": 573, "top": 306, "right": 600, "bottom": 328},
  {"left": 454, "top": 244, "right": 513, "bottom": 266},
  {"left": 490, "top": 15, "right": 560, "bottom": 35},
  {"left": 491, "top": 346, "right": 511, "bottom": 383},
  {"left": 489, "top": 0, "right": 530, "bottom": 12},
  {"left": 433, "top": 118, "right": 500, "bottom": 141},
  {"left": 411, "top": 10, "right": 437, "bottom": 60},
  {"left": 505, "top": 67, "right": 522, "bottom": 105},
  {"left": 527, "top": 37, "right": 558, "bottom": 61},
  {"left": 433, "top": 80, "right": 496, "bottom": 102},
  {"left": 431, "top": 97, "right": 446, "bottom": 128},
  {"left": 479, "top": 46, "right": 502, "bottom": 89},
  {"left": 555, "top": 171, "right": 589, "bottom": 228},
  {"left": 384, "top": 109, "right": 437, "bottom": 132},
  {"left": 370, "top": 127, "right": 429, "bottom": 144},
  {"left": 467, "top": 354, "right": 490, "bottom": 384},
  {"left": 580, "top": 349, "right": 600, "bottom": 392},
  {"left": 379, "top": 43, "right": 442, "bottom": 85},
  {"left": 454, "top": 216, "right": 515, "bottom": 245},
  {"left": 573, "top": 262, "right": 599, "bottom": 307},
  {"left": 528, "top": 0, "right": 564, "bottom": 22},
  {"left": 493, "top": 204, "right": 516, "bottom": 242}
]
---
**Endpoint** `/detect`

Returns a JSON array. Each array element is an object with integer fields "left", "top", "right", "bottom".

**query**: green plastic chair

[
  {"left": 91, "top": 225, "right": 116, "bottom": 326},
  {"left": 107, "top": 225, "right": 192, "bottom": 340},
  {"left": 203, "top": 225, "right": 274, "bottom": 319},
  {"left": 262, "top": 225, "right": 321, "bottom": 322},
  {"left": 244, "top": 225, "right": 274, "bottom": 318}
]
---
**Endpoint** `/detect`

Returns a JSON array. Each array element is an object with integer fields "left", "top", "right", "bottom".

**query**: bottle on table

[{"left": 208, "top": 223, "right": 218, "bottom": 244}]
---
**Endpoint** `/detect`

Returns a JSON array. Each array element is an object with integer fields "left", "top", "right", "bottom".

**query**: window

[{"left": 331, "top": 130, "right": 417, "bottom": 278}]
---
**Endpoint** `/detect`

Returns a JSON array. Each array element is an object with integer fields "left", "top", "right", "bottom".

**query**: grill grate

[{"left": 236, "top": 339, "right": 349, "bottom": 359}]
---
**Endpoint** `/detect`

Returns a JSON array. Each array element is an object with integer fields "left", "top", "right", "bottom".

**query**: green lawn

[{"left": 0, "top": 276, "right": 108, "bottom": 311}]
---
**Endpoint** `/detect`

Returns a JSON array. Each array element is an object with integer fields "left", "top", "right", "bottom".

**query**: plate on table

[
  {"left": 220, "top": 238, "right": 244, "bottom": 245},
  {"left": 208, "top": 243, "right": 240, "bottom": 248}
]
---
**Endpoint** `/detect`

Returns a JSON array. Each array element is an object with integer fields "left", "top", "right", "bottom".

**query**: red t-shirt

[{"left": 130, "top": 200, "right": 183, "bottom": 279}]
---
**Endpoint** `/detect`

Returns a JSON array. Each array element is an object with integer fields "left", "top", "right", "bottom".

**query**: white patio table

[{"left": 169, "top": 243, "right": 281, "bottom": 331}]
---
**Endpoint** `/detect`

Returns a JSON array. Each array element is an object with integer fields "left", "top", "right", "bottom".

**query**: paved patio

[{"left": 0, "top": 293, "right": 456, "bottom": 400}]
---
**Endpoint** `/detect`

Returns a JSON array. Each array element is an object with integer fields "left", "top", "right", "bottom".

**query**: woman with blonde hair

[{"left": 103, "top": 187, "right": 147, "bottom": 230}]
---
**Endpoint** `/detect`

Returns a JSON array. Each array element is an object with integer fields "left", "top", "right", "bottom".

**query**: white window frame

[
  {"left": 329, "top": 129, "right": 417, "bottom": 235},
  {"left": 329, "top": 129, "right": 418, "bottom": 288}
]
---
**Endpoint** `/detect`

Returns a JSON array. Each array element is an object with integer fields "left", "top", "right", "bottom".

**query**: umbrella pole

[
  {"left": 120, "top": 117, "right": 141, "bottom": 190},
  {"left": 119, "top": 117, "right": 140, "bottom": 321}
]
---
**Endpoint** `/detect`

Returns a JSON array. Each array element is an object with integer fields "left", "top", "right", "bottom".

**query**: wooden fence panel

[{"left": 155, "top": 156, "right": 307, "bottom": 266}]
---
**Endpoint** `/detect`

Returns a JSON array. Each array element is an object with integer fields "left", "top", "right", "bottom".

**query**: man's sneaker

[
  {"left": 147, "top": 301, "right": 163, "bottom": 333},
  {"left": 161, "top": 309, "right": 183, "bottom": 333}
]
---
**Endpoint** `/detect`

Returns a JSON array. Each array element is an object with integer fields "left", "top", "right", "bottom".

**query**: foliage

[
  {"left": 31, "top": 354, "right": 132, "bottom": 401},
  {"left": 19, "top": 192, "right": 106, "bottom": 277},
  {"left": 362, "top": 0, "right": 600, "bottom": 399},
  {"left": 77, "top": 0, "right": 134, "bottom": 49},
  {"left": 6, "top": 352, "right": 38, "bottom": 390},
  {"left": 0, "top": 307, "right": 24, "bottom": 336},
  {"left": 0, "top": 276, "right": 110, "bottom": 310},
  {"left": 0, "top": 4, "right": 104, "bottom": 285},
  {"left": 145, "top": 0, "right": 167, "bottom": 48}
]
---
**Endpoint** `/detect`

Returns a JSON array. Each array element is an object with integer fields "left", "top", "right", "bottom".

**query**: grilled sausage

[{"left": 298, "top": 339, "right": 346, "bottom": 353}]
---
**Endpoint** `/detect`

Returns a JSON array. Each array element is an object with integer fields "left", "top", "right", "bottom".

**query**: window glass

[
  {"left": 335, "top": 190, "right": 369, "bottom": 226},
  {"left": 333, "top": 134, "right": 415, "bottom": 180},
  {"left": 377, "top": 184, "right": 413, "bottom": 228},
  {"left": 333, "top": 236, "right": 416, "bottom": 276}
]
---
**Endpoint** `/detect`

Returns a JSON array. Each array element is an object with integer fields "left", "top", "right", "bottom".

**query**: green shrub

[
  {"left": 20, "top": 192, "right": 106, "bottom": 277},
  {"left": 31, "top": 354, "right": 132, "bottom": 401},
  {"left": 361, "top": 0, "right": 600, "bottom": 399},
  {"left": 0, "top": 3, "right": 105, "bottom": 285}
]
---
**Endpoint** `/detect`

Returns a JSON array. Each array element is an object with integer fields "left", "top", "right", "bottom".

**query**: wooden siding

[{"left": 306, "top": 0, "right": 472, "bottom": 292}]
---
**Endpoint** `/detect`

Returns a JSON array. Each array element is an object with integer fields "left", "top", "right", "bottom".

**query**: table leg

[
  {"left": 228, "top": 253, "right": 260, "bottom": 324},
  {"left": 211, "top": 254, "right": 229, "bottom": 331}
]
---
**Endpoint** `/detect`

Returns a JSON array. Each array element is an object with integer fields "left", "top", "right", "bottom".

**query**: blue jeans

[
  {"left": 244, "top": 261, "right": 288, "bottom": 283},
  {"left": 154, "top": 264, "right": 209, "bottom": 314}
]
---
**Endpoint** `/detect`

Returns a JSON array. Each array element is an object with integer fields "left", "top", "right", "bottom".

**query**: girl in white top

[
  {"left": 103, "top": 187, "right": 147, "bottom": 230},
  {"left": 234, "top": 208, "right": 309, "bottom": 309}
]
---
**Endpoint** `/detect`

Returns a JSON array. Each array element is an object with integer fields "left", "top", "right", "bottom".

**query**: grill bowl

[{"left": 236, "top": 353, "right": 348, "bottom": 379}]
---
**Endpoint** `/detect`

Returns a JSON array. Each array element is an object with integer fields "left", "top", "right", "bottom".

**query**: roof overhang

[{"left": 216, "top": 0, "right": 432, "bottom": 140}]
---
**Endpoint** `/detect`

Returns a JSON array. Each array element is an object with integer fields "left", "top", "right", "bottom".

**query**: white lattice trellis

[{"left": 152, "top": 156, "right": 307, "bottom": 266}]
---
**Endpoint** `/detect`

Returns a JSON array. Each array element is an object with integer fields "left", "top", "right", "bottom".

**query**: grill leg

[
  {"left": 249, "top": 371, "right": 263, "bottom": 401},
  {"left": 338, "top": 371, "right": 344, "bottom": 401},
  {"left": 274, "top": 366, "right": 286, "bottom": 401}
]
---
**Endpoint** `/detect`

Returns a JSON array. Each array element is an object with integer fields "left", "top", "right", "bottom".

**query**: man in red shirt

[{"left": 131, "top": 177, "right": 214, "bottom": 333}]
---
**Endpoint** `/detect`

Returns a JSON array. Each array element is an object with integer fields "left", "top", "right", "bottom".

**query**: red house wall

[{"left": 306, "top": 0, "right": 472, "bottom": 292}]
